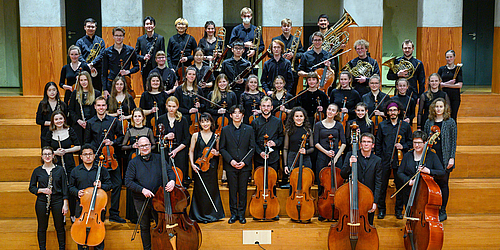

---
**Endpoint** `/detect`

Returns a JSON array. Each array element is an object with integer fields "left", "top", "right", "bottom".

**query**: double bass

[
  {"left": 151, "top": 129, "right": 201, "bottom": 250},
  {"left": 286, "top": 133, "right": 315, "bottom": 222},
  {"left": 318, "top": 134, "right": 344, "bottom": 221},
  {"left": 158, "top": 123, "right": 183, "bottom": 186},
  {"left": 249, "top": 134, "right": 280, "bottom": 220},
  {"left": 402, "top": 127, "right": 443, "bottom": 250},
  {"left": 328, "top": 122, "right": 379, "bottom": 250},
  {"left": 71, "top": 155, "right": 108, "bottom": 247}
]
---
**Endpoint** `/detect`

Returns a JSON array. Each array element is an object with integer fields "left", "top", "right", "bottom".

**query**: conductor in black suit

[
  {"left": 340, "top": 132, "right": 382, "bottom": 225},
  {"left": 219, "top": 104, "right": 256, "bottom": 224}
]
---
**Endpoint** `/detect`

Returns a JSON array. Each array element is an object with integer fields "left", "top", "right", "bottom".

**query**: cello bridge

[
  {"left": 165, "top": 223, "right": 179, "bottom": 229},
  {"left": 347, "top": 223, "right": 360, "bottom": 226},
  {"left": 404, "top": 216, "right": 419, "bottom": 221},
  {"left": 296, "top": 195, "right": 303, "bottom": 198},
  {"left": 329, "top": 193, "right": 335, "bottom": 197}
]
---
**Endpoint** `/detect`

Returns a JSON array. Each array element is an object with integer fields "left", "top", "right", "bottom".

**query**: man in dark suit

[
  {"left": 340, "top": 132, "right": 382, "bottom": 225},
  {"left": 219, "top": 104, "right": 256, "bottom": 224},
  {"left": 135, "top": 16, "right": 165, "bottom": 91}
]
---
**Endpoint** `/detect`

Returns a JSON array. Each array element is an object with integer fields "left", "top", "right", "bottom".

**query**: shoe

[
  {"left": 70, "top": 216, "right": 76, "bottom": 223},
  {"left": 228, "top": 215, "right": 238, "bottom": 224},
  {"left": 439, "top": 210, "right": 447, "bottom": 222},
  {"left": 109, "top": 216, "right": 127, "bottom": 223},
  {"left": 318, "top": 215, "right": 326, "bottom": 222},
  {"left": 272, "top": 216, "right": 279, "bottom": 221},
  {"left": 377, "top": 210, "right": 386, "bottom": 219},
  {"left": 239, "top": 217, "right": 247, "bottom": 224},
  {"left": 395, "top": 213, "right": 403, "bottom": 220}
]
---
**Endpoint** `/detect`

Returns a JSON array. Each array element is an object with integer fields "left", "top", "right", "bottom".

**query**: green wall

[
  {"left": 382, "top": 0, "right": 418, "bottom": 57},
  {"left": 143, "top": 0, "right": 182, "bottom": 40},
  {"left": 0, "top": 0, "right": 21, "bottom": 88}
]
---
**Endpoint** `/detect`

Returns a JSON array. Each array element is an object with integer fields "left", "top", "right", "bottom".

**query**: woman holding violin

[
  {"left": 29, "top": 146, "right": 69, "bottom": 250},
  {"left": 139, "top": 72, "right": 168, "bottom": 129},
  {"left": 59, "top": 45, "right": 91, "bottom": 104},
  {"left": 174, "top": 66, "right": 205, "bottom": 125},
  {"left": 345, "top": 102, "right": 373, "bottom": 151},
  {"left": 240, "top": 74, "right": 265, "bottom": 124},
  {"left": 188, "top": 113, "right": 225, "bottom": 223},
  {"left": 283, "top": 107, "right": 315, "bottom": 178},
  {"left": 424, "top": 98, "right": 457, "bottom": 222},
  {"left": 41, "top": 110, "right": 80, "bottom": 222},
  {"left": 36, "top": 82, "right": 68, "bottom": 143},
  {"left": 207, "top": 74, "right": 238, "bottom": 127},
  {"left": 270, "top": 75, "right": 294, "bottom": 118},
  {"left": 438, "top": 49, "right": 463, "bottom": 121},
  {"left": 417, "top": 73, "right": 450, "bottom": 130},
  {"left": 329, "top": 71, "right": 362, "bottom": 122},
  {"left": 391, "top": 78, "right": 416, "bottom": 125},
  {"left": 295, "top": 72, "right": 329, "bottom": 126},
  {"left": 193, "top": 48, "right": 215, "bottom": 97},
  {"left": 68, "top": 71, "right": 101, "bottom": 145},
  {"left": 107, "top": 76, "right": 136, "bottom": 122},
  {"left": 157, "top": 96, "right": 191, "bottom": 188}
]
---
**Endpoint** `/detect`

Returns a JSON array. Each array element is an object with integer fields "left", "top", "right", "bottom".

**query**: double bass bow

[
  {"left": 158, "top": 123, "right": 183, "bottom": 186},
  {"left": 318, "top": 134, "right": 344, "bottom": 221},
  {"left": 328, "top": 122, "right": 379, "bottom": 250},
  {"left": 249, "top": 134, "right": 280, "bottom": 220},
  {"left": 389, "top": 92, "right": 413, "bottom": 167},
  {"left": 152, "top": 128, "right": 202, "bottom": 250}
]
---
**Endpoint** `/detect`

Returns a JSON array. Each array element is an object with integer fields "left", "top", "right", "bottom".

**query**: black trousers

[
  {"left": 378, "top": 167, "right": 404, "bottom": 214},
  {"left": 35, "top": 197, "right": 65, "bottom": 250},
  {"left": 226, "top": 169, "right": 252, "bottom": 217},
  {"left": 435, "top": 171, "right": 450, "bottom": 211},
  {"left": 449, "top": 96, "right": 461, "bottom": 121},
  {"left": 108, "top": 167, "right": 122, "bottom": 217},
  {"left": 133, "top": 198, "right": 158, "bottom": 250}
]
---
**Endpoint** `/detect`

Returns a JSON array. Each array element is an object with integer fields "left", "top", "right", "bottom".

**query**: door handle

[
  {"left": 68, "top": 31, "right": 77, "bottom": 39},
  {"left": 468, "top": 33, "right": 476, "bottom": 40}
]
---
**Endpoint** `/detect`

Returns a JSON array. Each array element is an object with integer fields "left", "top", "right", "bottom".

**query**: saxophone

[{"left": 46, "top": 169, "right": 54, "bottom": 215}]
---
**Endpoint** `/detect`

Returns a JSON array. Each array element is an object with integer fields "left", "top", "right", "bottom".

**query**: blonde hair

[
  {"left": 426, "top": 73, "right": 443, "bottom": 100},
  {"left": 211, "top": 74, "right": 232, "bottom": 105},
  {"left": 166, "top": 96, "right": 183, "bottom": 121},
  {"left": 68, "top": 45, "right": 81, "bottom": 55},
  {"left": 240, "top": 7, "right": 252, "bottom": 16},
  {"left": 75, "top": 71, "right": 96, "bottom": 105},
  {"left": 353, "top": 39, "right": 369, "bottom": 50},
  {"left": 281, "top": 18, "right": 292, "bottom": 26},
  {"left": 175, "top": 18, "right": 188, "bottom": 27}
]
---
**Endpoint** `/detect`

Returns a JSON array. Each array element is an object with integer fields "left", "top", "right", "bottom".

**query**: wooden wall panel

[
  {"left": 417, "top": 27, "right": 462, "bottom": 85},
  {"left": 187, "top": 27, "right": 205, "bottom": 45},
  {"left": 340, "top": 26, "right": 383, "bottom": 71},
  {"left": 261, "top": 26, "right": 304, "bottom": 64},
  {"left": 20, "top": 27, "right": 66, "bottom": 96},
  {"left": 492, "top": 27, "right": 500, "bottom": 94}
]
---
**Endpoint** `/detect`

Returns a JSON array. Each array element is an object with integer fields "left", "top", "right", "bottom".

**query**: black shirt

[
  {"left": 69, "top": 163, "right": 112, "bottom": 198},
  {"left": 135, "top": 33, "right": 166, "bottom": 71},
  {"left": 206, "top": 91, "right": 238, "bottom": 119},
  {"left": 314, "top": 121, "right": 346, "bottom": 153},
  {"left": 417, "top": 90, "right": 450, "bottom": 130},
  {"left": 220, "top": 57, "right": 252, "bottom": 92},
  {"left": 347, "top": 56, "right": 381, "bottom": 96},
  {"left": 272, "top": 34, "right": 304, "bottom": 71},
  {"left": 229, "top": 24, "right": 265, "bottom": 59},
  {"left": 375, "top": 119, "right": 413, "bottom": 167},
  {"left": 167, "top": 33, "right": 197, "bottom": 69},
  {"left": 340, "top": 151, "right": 383, "bottom": 203},
  {"left": 296, "top": 90, "right": 329, "bottom": 120},
  {"left": 261, "top": 57, "right": 294, "bottom": 92},
  {"left": 101, "top": 44, "right": 140, "bottom": 92},
  {"left": 76, "top": 35, "right": 105, "bottom": 66},
  {"left": 59, "top": 63, "right": 91, "bottom": 89},
  {"left": 36, "top": 100, "right": 68, "bottom": 136},
  {"left": 29, "top": 165, "right": 69, "bottom": 201},
  {"left": 387, "top": 56, "right": 425, "bottom": 96},
  {"left": 240, "top": 92, "right": 265, "bottom": 124},
  {"left": 329, "top": 88, "right": 362, "bottom": 120},
  {"left": 198, "top": 37, "right": 223, "bottom": 57},
  {"left": 68, "top": 90, "right": 101, "bottom": 123},
  {"left": 251, "top": 115, "right": 284, "bottom": 164},
  {"left": 397, "top": 150, "right": 445, "bottom": 184},
  {"left": 149, "top": 67, "right": 178, "bottom": 92},
  {"left": 84, "top": 114, "right": 124, "bottom": 153},
  {"left": 139, "top": 91, "right": 169, "bottom": 128},
  {"left": 438, "top": 65, "right": 463, "bottom": 100},
  {"left": 391, "top": 94, "right": 416, "bottom": 123},
  {"left": 362, "top": 91, "right": 389, "bottom": 115},
  {"left": 298, "top": 49, "right": 334, "bottom": 73}
]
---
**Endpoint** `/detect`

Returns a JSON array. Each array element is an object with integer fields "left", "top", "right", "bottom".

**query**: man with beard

[{"left": 387, "top": 39, "right": 425, "bottom": 97}]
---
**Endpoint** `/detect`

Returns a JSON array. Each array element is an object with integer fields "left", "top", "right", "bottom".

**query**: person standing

[
  {"left": 438, "top": 49, "right": 463, "bottom": 121},
  {"left": 167, "top": 18, "right": 197, "bottom": 72},
  {"left": 386, "top": 39, "right": 425, "bottom": 98},
  {"left": 76, "top": 18, "right": 105, "bottom": 92},
  {"left": 229, "top": 7, "right": 265, "bottom": 61},
  {"left": 220, "top": 40, "right": 252, "bottom": 102},
  {"left": 135, "top": 16, "right": 165, "bottom": 91},
  {"left": 36, "top": 82, "right": 68, "bottom": 143},
  {"left": 261, "top": 40, "right": 293, "bottom": 94},
  {"left": 59, "top": 45, "right": 91, "bottom": 104},
  {"left": 346, "top": 39, "right": 380, "bottom": 97}
]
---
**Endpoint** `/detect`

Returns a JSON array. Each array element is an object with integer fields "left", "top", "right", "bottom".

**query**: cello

[
  {"left": 151, "top": 129, "right": 202, "bottom": 250},
  {"left": 316, "top": 65, "right": 335, "bottom": 93},
  {"left": 286, "top": 133, "right": 315, "bottom": 222},
  {"left": 249, "top": 134, "right": 280, "bottom": 220},
  {"left": 328, "top": 122, "right": 379, "bottom": 250},
  {"left": 318, "top": 134, "right": 344, "bottom": 221},
  {"left": 71, "top": 155, "right": 108, "bottom": 247},
  {"left": 402, "top": 127, "right": 443, "bottom": 250}
]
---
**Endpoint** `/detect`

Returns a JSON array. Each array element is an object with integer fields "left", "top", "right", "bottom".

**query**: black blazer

[
  {"left": 219, "top": 123, "right": 255, "bottom": 171},
  {"left": 341, "top": 151, "right": 383, "bottom": 203}
]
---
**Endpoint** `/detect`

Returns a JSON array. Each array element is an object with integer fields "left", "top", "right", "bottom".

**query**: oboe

[{"left": 46, "top": 169, "right": 53, "bottom": 215}]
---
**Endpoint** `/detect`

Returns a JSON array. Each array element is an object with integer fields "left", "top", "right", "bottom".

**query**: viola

[
  {"left": 101, "top": 129, "right": 118, "bottom": 170},
  {"left": 340, "top": 96, "right": 348, "bottom": 129},
  {"left": 151, "top": 101, "right": 158, "bottom": 136},
  {"left": 249, "top": 134, "right": 280, "bottom": 220},
  {"left": 275, "top": 92, "right": 287, "bottom": 129},
  {"left": 328, "top": 122, "right": 379, "bottom": 249},
  {"left": 249, "top": 99, "right": 259, "bottom": 124},
  {"left": 318, "top": 134, "right": 344, "bottom": 221},
  {"left": 397, "top": 135, "right": 404, "bottom": 165},
  {"left": 314, "top": 96, "right": 324, "bottom": 123},
  {"left": 71, "top": 155, "right": 108, "bottom": 247},
  {"left": 216, "top": 101, "right": 229, "bottom": 135},
  {"left": 195, "top": 134, "right": 219, "bottom": 172},
  {"left": 316, "top": 66, "right": 334, "bottom": 93},
  {"left": 158, "top": 124, "right": 184, "bottom": 186},
  {"left": 189, "top": 97, "right": 201, "bottom": 135},
  {"left": 152, "top": 130, "right": 201, "bottom": 250},
  {"left": 403, "top": 126, "right": 443, "bottom": 250},
  {"left": 130, "top": 135, "right": 139, "bottom": 160},
  {"left": 371, "top": 100, "right": 383, "bottom": 135},
  {"left": 286, "top": 133, "right": 315, "bottom": 222}
]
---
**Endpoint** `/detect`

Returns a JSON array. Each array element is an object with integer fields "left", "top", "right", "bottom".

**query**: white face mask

[{"left": 243, "top": 17, "right": 251, "bottom": 24}]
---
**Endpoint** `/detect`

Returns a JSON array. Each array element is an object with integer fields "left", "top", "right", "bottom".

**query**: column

[
  {"left": 493, "top": 0, "right": 500, "bottom": 93},
  {"left": 262, "top": 0, "right": 304, "bottom": 49},
  {"left": 19, "top": 0, "right": 66, "bottom": 95},
  {"left": 183, "top": 0, "right": 224, "bottom": 42},
  {"left": 417, "top": 0, "right": 463, "bottom": 81}
]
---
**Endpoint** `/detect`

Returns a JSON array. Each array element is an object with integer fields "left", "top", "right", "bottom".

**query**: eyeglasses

[{"left": 138, "top": 144, "right": 151, "bottom": 148}]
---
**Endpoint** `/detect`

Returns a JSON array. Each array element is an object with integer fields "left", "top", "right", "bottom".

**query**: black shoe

[
  {"left": 272, "top": 216, "right": 279, "bottom": 221},
  {"left": 439, "top": 210, "right": 447, "bottom": 222},
  {"left": 228, "top": 215, "right": 238, "bottom": 224},
  {"left": 377, "top": 210, "right": 386, "bottom": 219},
  {"left": 109, "top": 216, "right": 127, "bottom": 223},
  {"left": 239, "top": 217, "right": 247, "bottom": 224},
  {"left": 318, "top": 215, "right": 326, "bottom": 222},
  {"left": 395, "top": 213, "right": 403, "bottom": 219}
]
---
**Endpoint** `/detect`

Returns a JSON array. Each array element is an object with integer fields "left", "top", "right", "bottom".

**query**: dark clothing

[
  {"left": 375, "top": 119, "right": 413, "bottom": 167},
  {"left": 272, "top": 33, "right": 304, "bottom": 71},
  {"left": 167, "top": 33, "right": 197, "bottom": 69},
  {"left": 76, "top": 34, "right": 106, "bottom": 92},
  {"left": 139, "top": 91, "right": 169, "bottom": 129},
  {"left": 174, "top": 87, "right": 206, "bottom": 124},
  {"left": 135, "top": 33, "right": 166, "bottom": 91},
  {"left": 69, "top": 164, "right": 112, "bottom": 196},
  {"left": 284, "top": 126, "right": 314, "bottom": 170},
  {"left": 68, "top": 90, "right": 101, "bottom": 144},
  {"left": 329, "top": 88, "right": 362, "bottom": 121},
  {"left": 261, "top": 57, "right": 294, "bottom": 92},
  {"left": 59, "top": 63, "right": 91, "bottom": 104},
  {"left": 345, "top": 118, "right": 373, "bottom": 152},
  {"left": 219, "top": 122, "right": 256, "bottom": 217},
  {"left": 206, "top": 91, "right": 238, "bottom": 123},
  {"left": 149, "top": 67, "right": 177, "bottom": 93},
  {"left": 251, "top": 115, "right": 284, "bottom": 167},
  {"left": 35, "top": 198, "right": 66, "bottom": 250},
  {"left": 298, "top": 49, "right": 335, "bottom": 73},
  {"left": 438, "top": 65, "right": 463, "bottom": 120},
  {"left": 314, "top": 121, "right": 346, "bottom": 184},
  {"left": 417, "top": 91, "right": 450, "bottom": 130},
  {"left": 101, "top": 44, "right": 139, "bottom": 92},
  {"left": 189, "top": 133, "right": 225, "bottom": 222},
  {"left": 387, "top": 56, "right": 425, "bottom": 96},
  {"left": 229, "top": 24, "right": 265, "bottom": 60},
  {"left": 84, "top": 114, "right": 124, "bottom": 152},
  {"left": 157, "top": 115, "right": 190, "bottom": 179},
  {"left": 36, "top": 100, "right": 68, "bottom": 141},
  {"left": 29, "top": 165, "right": 69, "bottom": 201},
  {"left": 391, "top": 93, "right": 416, "bottom": 125},
  {"left": 220, "top": 57, "right": 252, "bottom": 98},
  {"left": 271, "top": 92, "right": 294, "bottom": 117},
  {"left": 194, "top": 64, "right": 215, "bottom": 97},
  {"left": 362, "top": 91, "right": 389, "bottom": 115},
  {"left": 240, "top": 92, "right": 265, "bottom": 124},
  {"left": 198, "top": 37, "right": 223, "bottom": 58},
  {"left": 296, "top": 90, "right": 329, "bottom": 125},
  {"left": 347, "top": 56, "right": 381, "bottom": 96}
]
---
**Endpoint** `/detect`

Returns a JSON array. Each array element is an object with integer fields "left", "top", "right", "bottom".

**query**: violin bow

[
  {"left": 131, "top": 196, "right": 151, "bottom": 241},
  {"left": 272, "top": 89, "right": 307, "bottom": 113},
  {"left": 194, "top": 171, "right": 218, "bottom": 212},
  {"left": 190, "top": 90, "right": 222, "bottom": 108},
  {"left": 95, "top": 117, "right": 118, "bottom": 155},
  {"left": 175, "top": 35, "right": 192, "bottom": 70},
  {"left": 311, "top": 49, "right": 351, "bottom": 68}
]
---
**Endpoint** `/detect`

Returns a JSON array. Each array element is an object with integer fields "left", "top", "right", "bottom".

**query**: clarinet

[{"left": 46, "top": 169, "right": 54, "bottom": 215}]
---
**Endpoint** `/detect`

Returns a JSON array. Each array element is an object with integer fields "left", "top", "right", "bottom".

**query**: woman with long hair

[
  {"left": 139, "top": 72, "right": 168, "bottom": 129},
  {"left": 345, "top": 102, "right": 373, "bottom": 151},
  {"left": 283, "top": 107, "right": 315, "bottom": 175},
  {"left": 438, "top": 49, "right": 463, "bottom": 120},
  {"left": 29, "top": 146, "right": 69, "bottom": 250},
  {"left": 59, "top": 45, "right": 91, "bottom": 104},
  {"left": 193, "top": 48, "right": 215, "bottom": 97},
  {"left": 270, "top": 75, "right": 294, "bottom": 117},
  {"left": 424, "top": 98, "right": 457, "bottom": 222},
  {"left": 207, "top": 74, "right": 238, "bottom": 125},
  {"left": 107, "top": 76, "right": 136, "bottom": 122},
  {"left": 240, "top": 74, "right": 265, "bottom": 124},
  {"left": 174, "top": 66, "right": 205, "bottom": 126},
  {"left": 198, "top": 21, "right": 223, "bottom": 64},
  {"left": 329, "top": 71, "right": 362, "bottom": 121},
  {"left": 36, "top": 82, "right": 68, "bottom": 143},
  {"left": 417, "top": 73, "right": 450, "bottom": 130}
]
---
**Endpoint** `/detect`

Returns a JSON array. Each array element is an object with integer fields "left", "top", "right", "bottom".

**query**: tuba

[
  {"left": 309, "top": 9, "right": 357, "bottom": 55},
  {"left": 382, "top": 57, "right": 416, "bottom": 79},
  {"left": 342, "top": 60, "right": 373, "bottom": 77}
]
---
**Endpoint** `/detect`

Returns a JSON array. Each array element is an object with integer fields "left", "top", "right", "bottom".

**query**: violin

[
  {"left": 328, "top": 122, "right": 379, "bottom": 249},
  {"left": 101, "top": 129, "right": 118, "bottom": 170},
  {"left": 118, "top": 101, "right": 128, "bottom": 135},
  {"left": 216, "top": 101, "right": 229, "bottom": 135},
  {"left": 403, "top": 125, "right": 443, "bottom": 250},
  {"left": 314, "top": 96, "right": 324, "bottom": 123},
  {"left": 130, "top": 135, "right": 139, "bottom": 160},
  {"left": 176, "top": 36, "right": 192, "bottom": 83},
  {"left": 316, "top": 65, "right": 334, "bottom": 93},
  {"left": 249, "top": 134, "right": 280, "bottom": 220},
  {"left": 189, "top": 97, "right": 201, "bottom": 135},
  {"left": 249, "top": 99, "right": 258, "bottom": 124},
  {"left": 158, "top": 124, "right": 184, "bottom": 186},
  {"left": 71, "top": 155, "right": 108, "bottom": 247},
  {"left": 151, "top": 101, "right": 158, "bottom": 136},
  {"left": 340, "top": 96, "right": 348, "bottom": 129},
  {"left": 286, "top": 133, "right": 315, "bottom": 222},
  {"left": 195, "top": 134, "right": 219, "bottom": 172},
  {"left": 118, "top": 59, "right": 136, "bottom": 98},
  {"left": 275, "top": 92, "right": 287, "bottom": 129},
  {"left": 152, "top": 129, "right": 202, "bottom": 250},
  {"left": 371, "top": 100, "right": 383, "bottom": 135},
  {"left": 318, "top": 134, "right": 344, "bottom": 221}
]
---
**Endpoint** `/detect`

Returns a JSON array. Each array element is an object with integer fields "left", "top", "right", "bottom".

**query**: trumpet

[
  {"left": 211, "top": 27, "right": 226, "bottom": 69},
  {"left": 289, "top": 27, "right": 303, "bottom": 71},
  {"left": 87, "top": 42, "right": 102, "bottom": 77}
]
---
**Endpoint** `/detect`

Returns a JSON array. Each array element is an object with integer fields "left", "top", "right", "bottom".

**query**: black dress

[
  {"left": 417, "top": 90, "right": 450, "bottom": 130},
  {"left": 189, "top": 132, "right": 225, "bottom": 223},
  {"left": 139, "top": 91, "right": 168, "bottom": 129},
  {"left": 36, "top": 100, "right": 68, "bottom": 142},
  {"left": 59, "top": 62, "right": 91, "bottom": 104},
  {"left": 438, "top": 65, "right": 463, "bottom": 121},
  {"left": 68, "top": 90, "right": 101, "bottom": 145},
  {"left": 240, "top": 91, "right": 265, "bottom": 125}
]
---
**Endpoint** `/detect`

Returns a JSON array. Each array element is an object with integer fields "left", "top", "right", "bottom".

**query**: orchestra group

[{"left": 30, "top": 7, "right": 461, "bottom": 250}]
